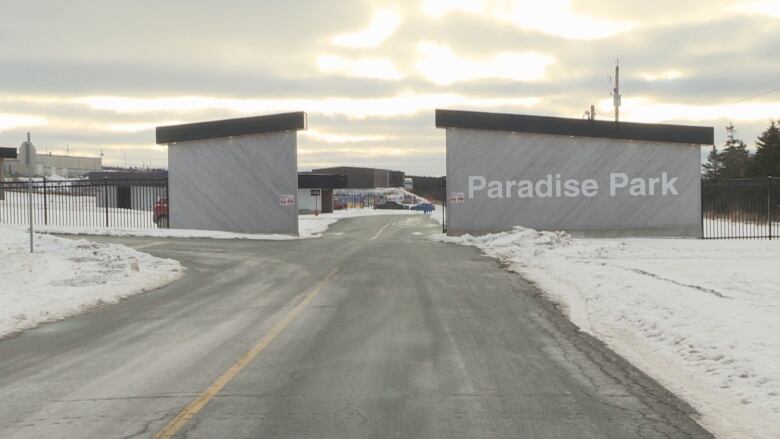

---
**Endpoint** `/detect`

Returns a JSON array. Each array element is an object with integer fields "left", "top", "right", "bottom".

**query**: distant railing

[
  {"left": 702, "top": 177, "right": 778, "bottom": 239},
  {"left": 0, "top": 177, "right": 169, "bottom": 229}
]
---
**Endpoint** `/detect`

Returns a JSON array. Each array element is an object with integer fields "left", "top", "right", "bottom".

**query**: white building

[{"left": 2, "top": 143, "right": 102, "bottom": 178}]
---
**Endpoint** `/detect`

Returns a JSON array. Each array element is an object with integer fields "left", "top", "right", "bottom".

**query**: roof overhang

[
  {"left": 156, "top": 112, "right": 307, "bottom": 144},
  {"left": 435, "top": 109, "right": 714, "bottom": 145},
  {"left": 0, "top": 147, "right": 18, "bottom": 159}
]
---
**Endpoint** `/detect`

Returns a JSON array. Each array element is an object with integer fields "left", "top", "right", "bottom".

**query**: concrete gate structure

[
  {"left": 156, "top": 112, "right": 305, "bottom": 235},
  {"left": 436, "top": 109, "right": 714, "bottom": 237}
]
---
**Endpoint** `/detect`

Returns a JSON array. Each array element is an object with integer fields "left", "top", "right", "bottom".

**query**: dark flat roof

[
  {"left": 88, "top": 171, "right": 168, "bottom": 181},
  {"left": 312, "top": 166, "right": 403, "bottom": 174},
  {"left": 156, "top": 112, "right": 306, "bottom": 144},
  {"left": 0, "top": 147, "right": 18, "bottom": 159},
  {"left": 435, "top": 109, "right": 714, "bottom": 145},
  {"left": 298, "top": 173, "right": 348, "bottom": 189}
]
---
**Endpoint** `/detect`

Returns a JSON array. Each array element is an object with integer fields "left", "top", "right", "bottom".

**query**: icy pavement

[
  {"left": 433, "top": 227, "right": 780, "bottom": 439},
  {"left": 0, "top": 226, "right": 182, "bottom": 338}
]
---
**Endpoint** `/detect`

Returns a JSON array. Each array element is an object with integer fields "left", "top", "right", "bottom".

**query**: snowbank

[
  {"left": 0, "top": 226, "right": 182, "bottom": 338},
  {"left": 30, "top": 207, "right": 437, "bottom": 240},
  {"left": 433, "top": 227, "right": 780, "bottom": 439}
]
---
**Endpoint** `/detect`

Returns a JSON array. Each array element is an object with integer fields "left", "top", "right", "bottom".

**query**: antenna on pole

[
  {"left": 612, "top": 59, "right": 621, "bottom": 123},
  {"left": 583, "top": 104, "right": 596, "bottom": 121}
]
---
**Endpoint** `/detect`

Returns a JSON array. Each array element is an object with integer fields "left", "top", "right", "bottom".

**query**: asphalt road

[{"left": 0, "top": 214, "right": 713, "bottom": 438}]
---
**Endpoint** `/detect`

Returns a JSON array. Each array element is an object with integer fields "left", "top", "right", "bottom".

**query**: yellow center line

[
  {"left": 370, "top": 219, "right": 394, "bottom": 241},
  {"left": 153, "top": 267, "right": 340, "bottom": 439}
]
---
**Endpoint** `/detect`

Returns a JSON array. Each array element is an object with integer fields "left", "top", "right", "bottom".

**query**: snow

[
  {"left": 0, "top": 190, "right": 160, "bottom": 229},
  {"left": 432, "top": 227, "right": 780, "bottom": 439},
  {"left": 0, "top": 226, "right": 182, "bottom": 339},
  {"left": 1, "top": 183, "right": 443, "bottom": 238},
  {"left": 704, "top": 217, "right": 780, "bottom": 238},
  {"left": 21, "top": 207, "right": 438, "bottom": 240}
]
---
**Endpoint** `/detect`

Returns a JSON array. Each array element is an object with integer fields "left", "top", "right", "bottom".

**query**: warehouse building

[
  {"left": 311, "top": 166, "right": 404, "bottom": 189},
  {"left": 88, "top": 171, "right": 168, "bottom": 211},
  {"left": 1, "top": 142, "right": 102, "bottom": 178},
  {"left": 297, "top": 172, "right": 348, "bottom": 214}
]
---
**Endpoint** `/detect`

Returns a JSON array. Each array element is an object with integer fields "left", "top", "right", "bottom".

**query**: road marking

[
  {"left": 153, "top": 267, "right": 340, "bottom": 439},
  {"left": 132, "top": 241, "right": 166, "bottom": 250},
  {"left": 370, "top": 220, "right": 394, "bottom": 240}
]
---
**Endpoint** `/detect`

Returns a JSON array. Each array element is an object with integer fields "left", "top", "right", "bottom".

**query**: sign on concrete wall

[
  {"left": 159, "top": 113, "right": 305, "bottom": 235},
  {"left": 437, "top": 110, "right": 714, "bottom": 237}
]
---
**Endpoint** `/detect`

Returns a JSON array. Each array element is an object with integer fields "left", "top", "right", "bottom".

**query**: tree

[
  {"left": 748, "top": 120, "right": 780, "bottom": 177},
  {"left": 719, "top": 123, "right": 751, "bottom": 179},
  {"left": 702, "top": 145, "right": 723, "bottom": 179}
]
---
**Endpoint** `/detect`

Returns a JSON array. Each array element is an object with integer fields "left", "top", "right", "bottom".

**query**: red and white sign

[
  {"left": 279, "top": 195, "right": 295, "bottom": 207},
  {"left": 448, "top": 192, "right": 465, "bottom": 204}
]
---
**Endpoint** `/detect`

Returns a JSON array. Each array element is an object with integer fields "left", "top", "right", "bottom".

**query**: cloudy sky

[{"left": 1, "top": 0, "right": 778, "bottom": 175}]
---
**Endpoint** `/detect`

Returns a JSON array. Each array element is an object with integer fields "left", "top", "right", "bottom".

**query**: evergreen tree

[
  {"left": 748, "top": 120, "right": 780, "bottom": 177},
  {"left": 719, "top": 123, "right": 751, "bottom": 179},
  {"left": 702, "top": 145, "right": 723, "bottom": 179}
]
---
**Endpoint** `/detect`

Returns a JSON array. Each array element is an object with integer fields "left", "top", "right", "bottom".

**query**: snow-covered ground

[
  {"left": 0, "top": 204, "right": 438, "bottom": 338},
  {"left": 0, "top": 185, "right": 442, "bottom": 236},
  {"left": 0, "top": 190, "right": 159, "bottom": 228},
  {"left": 433, "top": 228, "right": 780, "bottom": 439},
  {"left": 23, "top": 207, "right": 439, "bottom": 239},
  {"left": 0, "top": 226, "right": 182, "bottom": 338},
  {"left": 704, "top": 217, "right": 780, "bottom": 238}
]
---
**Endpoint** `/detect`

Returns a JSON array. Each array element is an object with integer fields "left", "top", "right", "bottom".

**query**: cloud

[
  {"left": 332, "top": 8, "right": 401, "bottom": 48},
  {"left": 420, "top": 0, "right": 484, "bottom": 18},
  {"left": 731, "top": 1, "right": 780, "bottom": 18},
  {"left": 72, "top": 93, "right": 540, "bottom": 119},
  {"left": 421, "top": 0, "right": 635, "bottom": 39},
  {"left": 606, "top": 97, "right": 780, "bottom": 123},
  {"left": 414, "top": 42, "right": 554, "bottom": 85},
  {"left": 641, "top": 70, "right": 685, "bottom": 82},
  {"left": 0, "top": 114, "right": 46, "bottom": 132},
  {"left": 301, "top": 129, "right": 395, "bottom": 144},
  {"left": 1, "top": 0, "right": 779, "bottom": 174},
  {"left": 317, "top": 55, "right": 404, "bottom": 80}
]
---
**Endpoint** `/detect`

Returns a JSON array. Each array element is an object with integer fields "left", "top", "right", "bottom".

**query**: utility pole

[
  {"left": 613, "top": 59, "right": 621, "bottom": 123},
  {"left": 584, "top": 104, "right": 596, "bottom": 121},
  {"left": 23, "top": 133, "right": 34, "bottom": 253}
]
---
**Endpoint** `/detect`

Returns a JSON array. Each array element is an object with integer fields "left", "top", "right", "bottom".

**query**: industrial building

[
  {"left": 297, "top": 173, "right": 348, "bottom": 214},
  {"left": 311, "top": 166, "right": 404, "bottom": 189},
  {"left": 88, "top": 171, "right": 168, "bottom": 211},
  {"left": 1, "top": 143, "right": 102, "bottom": 178}
]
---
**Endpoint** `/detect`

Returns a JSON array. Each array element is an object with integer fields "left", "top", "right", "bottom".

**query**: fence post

[
  {"left": 104, "top": 177, "right": 109, "bottom": 227},
  {"left": 165, "top": 176, "right": 170, "bottom": 228},
  {"left": 42, "top": 177, "right": 48, "bottom": 225},
  {"left": 700, "top": 179, "right": 704, "bottom": 239},
  {"left": 769, "top": 176, "right": 773, "bottom": 240},
  {"left": 441, "top": 177, "right": 447, "bottom": 234}
]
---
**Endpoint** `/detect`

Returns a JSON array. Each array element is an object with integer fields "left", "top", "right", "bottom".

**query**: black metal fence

[
  {"left": 702, "top": 177, "right": 778, "bottom": 239},
  {"left": 2, "top": 175, "right": 775, "bottom": 237},
  {"left": 0, "top": 177, "right": 168, "bottom": 229}
]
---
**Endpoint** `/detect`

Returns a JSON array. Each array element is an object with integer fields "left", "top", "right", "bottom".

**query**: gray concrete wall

[
  {"left": 446, "top": 129, "right": 702, "bottom": 237},
  {"left": 168, "top": 131, "right": 298, "bottom": 234}
]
